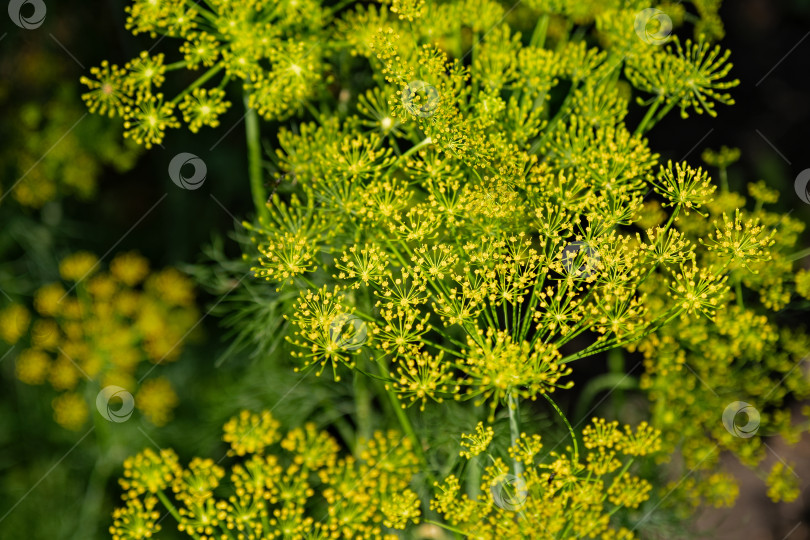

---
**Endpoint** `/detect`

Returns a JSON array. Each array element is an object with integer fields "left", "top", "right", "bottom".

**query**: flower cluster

[
  {"left": 0, "top": 252, "right": 198, "bottom": 429},
  {"left": 110, "top": 410, "right": 421, "bottom": 539},
  {"left": 248, "top": 0, "right": 742, "bottom": 422},
  {"left": 631, "top": 147, "right": 809, "bottom": 511},
  {"left": 0, "top": 48, "right": 140, "bottom": 208},
  {"left": 80, "top": 0, "right": 330, "bottom": 147},
  {"left": 432, "top": 418, "right": 663, "bottom": 539}
]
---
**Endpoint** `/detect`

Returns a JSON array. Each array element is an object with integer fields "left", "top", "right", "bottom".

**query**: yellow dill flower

[
  {"left": 178, "top": 87, "right": 231, "bottom": 133},
  {"left": 432, "top": 420, "right": 661, "bottom": 537},
  {"left": 651, "top": 160, "right": 715, "bottom": 216},
  {"left": 459, "top": 422, "right": 495, "bottom": 459},
  {"left": 0, "top": 304, "right": 30, "bottom": 344},
  {"left": 80, "top": 60, "right": 131, "bottom": 118},
  {"left": 144, "top": 268, "right": 195, "bottom": 307},
  {"left": 122, "top": 93, "right": 180, "bottom": 149},
  {"left": 667, "top": 262, "right": 728, "bottom": 318},
  {"left": 172, "top": 457, "right": 225, "bottom": 503},
  {"left": 180, "top": 32, "right": 221, "bottom": 69},
  {"left": 12, "top": 252, "right": 197, "bottom": 429},
  {"left": 15, "top": 349, "right": 50, "bottom": 384},
  {"left": 607, "top": 474, "right": 651, "bottom": 509},
  {"left": 702, "top": 209, "right": 776, "bottom": 272},
  {"left": 59, "top": 251, "right": 99, "bottom": 281},
  {"left": 582, "top": 418, "right": 622, "bottom": 449},
  {"left": 617, "top": 421, "right": 661, "bottom": 456},
  {"left": 110, "top": 251, "right": 151, "bottom": 286},
  {"left": 625, "top": 36, "right": 738, "bottom": 120},
  {"left": 113, "top": 411, "right": 420, "bottom": 537},
  {"left": 110, "top": 496, "right": 163, "bottom": 540},
  {"left": 701, "top": 472, "right": 738, "bottom": 507},
  {"left": 701, "top": 145, "right": 741, "bottom": 169},
  {"left": 507, "top": 432, "right": 544, "bottom": 466},
  {"left": 52, "top": 392, "right": 89, "bottom": 431},
  {"left": 390, "top": 0, "right": 426, "bottom": 21},
  {"left": 135, "top": 377, "right": 178, "bottom": 426},
  {"left": 120, "top": 448, "right": 183, "bottom": 498},
  {"left": 34, "top": 283, "right": 66, "bottom": 317},
  {"left": 795, "top": 269, "right": 810, "bottom": 300},
  {"left": 222, "top": 409, "right": 282, "bottom": 456},
  {"left": 766, "top": 461, "right": 800, "bottom": 503},
  {"left": 124, "top": 51, "right": 167, "bottom": 98}
]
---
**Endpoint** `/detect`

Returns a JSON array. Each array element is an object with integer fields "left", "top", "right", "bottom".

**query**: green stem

[
  {"left": 529, "top": 15, "right": 550, "bottom": 49},
  {"left": 719, "top": 165, "right": 729, "bottom": 193},
  {"left": 425, "top": 519, "right": 470, "bottom": 536},
  {"left": 74, "top": 385, "right": 109, "bottom": 539},
  {"left": 244, "top": 95, "right": 270, "bottom": 222},
  {"left": 633, "top": 96, "right": 662, "bottom": 136},
  {"left": 607, "top": 348, "right": 625, "bottom": 417},
  {"left": 169, "top": 63, "right": 224, "bottom": 105},
  {"left": 540, "top": 392, "right": 578, "bottom": 462},
  {"left": 735, "top": 279, "right": 745, "bottom": 308},
  {"left": 157, "top": 491, "right": 203, "bottom": 540},
  {"left": 373, "top": 360, "right": 438, "bottom": 487},
  {"left": 401, "top": 136, "right": 433, "bottom": 160},
  {"left": 507, "top": 391, "right": 523, "bottom": 478},
  {"left": 354, "top": 358, "right": 373, "bottom": 452},
  {"left": 788, "top": 247, "right": 810, "bottom": 262}
]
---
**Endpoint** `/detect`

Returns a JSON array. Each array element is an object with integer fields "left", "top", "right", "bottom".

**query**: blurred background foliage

[{"left": 0, "top": 0, "right": 809, "bottom": 538}]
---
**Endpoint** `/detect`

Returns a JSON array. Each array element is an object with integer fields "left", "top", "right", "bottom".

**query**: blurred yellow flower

[
  {"left": 136, "top": 377, "right": 178, "bottom": 426},
  {"left": 58, "top": 251, "right": 99, "bottom": 281},
  {"left": 52, "top": 392, "right": 89, "bottom": 431},
  {"left": 10, "top": 251, "right": 197, "bottom": 430}
]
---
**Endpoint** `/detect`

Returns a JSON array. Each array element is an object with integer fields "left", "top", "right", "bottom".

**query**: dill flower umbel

[
  {"left": 81, "top": 0, "right": 331, "bottom": 147},
  {"left": 432, "top": 419, "right": 663, "bottom": 538},
  {"left": 111, "top": 410, "right": 421, "bottom": 539},
  {"left": 0, "top": 251, "right": 198, "bottom": 429}
]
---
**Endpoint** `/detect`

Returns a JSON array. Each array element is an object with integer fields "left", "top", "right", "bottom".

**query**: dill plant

[{"left": 78, "top": 0, "right": 810, "bottom": 537}]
